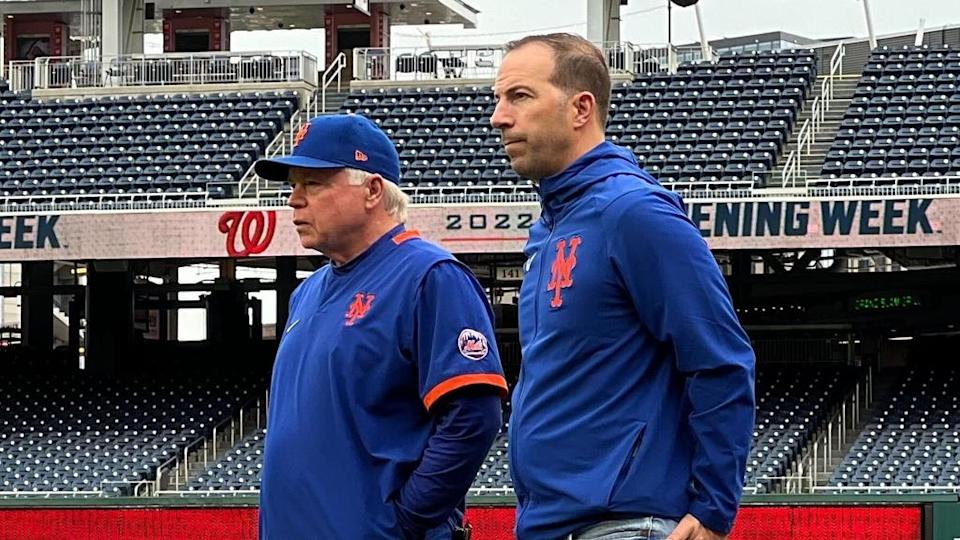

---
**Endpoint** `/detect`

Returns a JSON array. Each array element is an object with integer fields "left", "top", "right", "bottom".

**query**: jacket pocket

[{"left": 606, "top": 421, "right": 648, "bottom": 506}]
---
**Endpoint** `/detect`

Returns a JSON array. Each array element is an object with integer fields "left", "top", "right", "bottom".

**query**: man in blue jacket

[
  {"left": 491, "top": 34, "right": 756, "bottom": 540},
  {"left": 254, "top": 114, "right": 508, "bottom": 539}
]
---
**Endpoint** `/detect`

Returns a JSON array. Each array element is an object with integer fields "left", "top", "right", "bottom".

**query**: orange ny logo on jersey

[
  {"left": 546, "top": 236, "right": 582, "bottom": 309},
  {"left": 345, "top": 293, "right": 375, "bottom": 326}
]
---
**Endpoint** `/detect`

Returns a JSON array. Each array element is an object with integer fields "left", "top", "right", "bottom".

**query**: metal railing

[
  {"left": 743, "top": 475, "right": 818, "bottom": 495},
  {"left": 154, "top": 393, "right": 266, "bottom": 493},
  {"left": 780, "top": 43, "right": 846, "bottom": 187},
  {"left": 155, "top": 488, "right": 261, "bottom": 497},
  {"left": 3, "top": 179, "right": 960, "bottom": 215},
  {"left": 320, "top": 52, "right": 347, "bottom": 114},
  {"left": 797, "top": 367, "right": 873, "bottom": 490},
  {"left": 351, "top": 43, "right": 712, "bottom": 82},
  {"left": 237, "top": 83, "right": 326, "bottom": 199},
  {"left": 468, "top": 486, "right": 514, "bottom": 497},
  {"left": 100, "top": 479, "right": 153, "bottom": 497},
  {"left": 353, "top": 45, "right": 504, "bottom": 81},
  {"left": 806, "top": 174, "right": 960, "bottom": 190},
  {"left": 811, "top": 485, "right": 960, "bottom": 494},
  {"left": 0, "top": 191, "right": 217, "bottom": 213},
  {"left": 7, "top": 50, "right": 319, "bottom": 92},
  {"left": 0, "top": 490, "right": 104, "bottom": 498}
]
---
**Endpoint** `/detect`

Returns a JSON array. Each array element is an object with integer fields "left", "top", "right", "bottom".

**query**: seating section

[
  {"left": 0, "top": 372, "right": 259, "bottom": 496},
  {"left": 746, "top": 367, "right": 857, "bottom": 493},
  {"left": 183, "top": 364, "right": 855, "bottom": 495},
  {"left": 0, "top": 90, "right": 297, "bottom": 204},
  {"left": 188, "top": 428, "right": 265, "bottom": 492},
  {"left": 616, "top": 50, "right": 815, "bottom": 188},
  {"left": 342, "top": 49, "right": 816, "bottom": 190},
  {"left": 820, "top": 45, "right": 960, "bottom": 187},
  {"left": 829, "top": 367, "right": 960, "bottom": 491}
]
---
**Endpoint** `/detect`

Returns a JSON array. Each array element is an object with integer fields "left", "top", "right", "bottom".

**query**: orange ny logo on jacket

[
  {"left": 547, "top": 236, "right": 581, "bottom": 309},
  {"left": 345, "top": 293, "right": 375, "bottom": 326}
]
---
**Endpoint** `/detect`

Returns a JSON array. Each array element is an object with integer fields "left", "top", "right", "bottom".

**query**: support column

[
  {"left": 324, "top": 8, "right": 338, "bottom": 68},
  {"left": 586, "top": 0, "right": 620, "bottom": 46},
  {"left": 21, "top": 262, "right": 53, "bottom": 351},
  {"left": 275, "top": 257, "right": 297, "bottom": 335},
  {"left": 102, "top": 0, "right": 143, "bottom": 58},
  {"left": 205, "top": 280, "right": 248, "bottom": 346},
  {"left": 68, "top": 297, "right": 81, "bottom": 360},
  {"left": 85, "top": 263, "right": 134, "bottom": 374}
]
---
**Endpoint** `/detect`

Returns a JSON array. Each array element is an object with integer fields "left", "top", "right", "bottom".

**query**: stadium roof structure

[{"left": 0, "top": 0, "right": 479, "bottom": 32}]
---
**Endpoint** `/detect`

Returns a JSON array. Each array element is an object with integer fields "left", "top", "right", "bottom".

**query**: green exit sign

[{"left": 852, "top": 293, "right": 922, "bottom": 312}]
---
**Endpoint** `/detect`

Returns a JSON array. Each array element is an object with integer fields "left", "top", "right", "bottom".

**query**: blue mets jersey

[{"left": 260, "top": 225, "right": 508, "bottom": 539}]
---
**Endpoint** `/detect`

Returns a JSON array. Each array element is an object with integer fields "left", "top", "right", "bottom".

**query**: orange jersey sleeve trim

[
  {"left": 423, "top": 373, "right": 509, "bottom": 411},
  {"left": 392, "top": 230, "right": 421, "bottom": 245}
]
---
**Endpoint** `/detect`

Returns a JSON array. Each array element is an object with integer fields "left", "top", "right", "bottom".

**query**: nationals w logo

[
  {"left": 218, "top": 211, "right": 277, "bottom": 258},
  {"left": 546, "top": 236, "right": 582, "bottom": 309},
  {"left": 345, "top": 293, "right": 375, "bottom": 326}
]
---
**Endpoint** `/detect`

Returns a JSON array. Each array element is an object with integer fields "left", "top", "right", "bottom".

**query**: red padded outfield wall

[{"left": 0, "top": 505, "right": 923, "bottom": 540}]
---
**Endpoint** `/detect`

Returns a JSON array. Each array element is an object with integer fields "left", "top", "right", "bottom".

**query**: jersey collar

[{"left": 331, "top": 224, "right": 413, "bottom": 275}]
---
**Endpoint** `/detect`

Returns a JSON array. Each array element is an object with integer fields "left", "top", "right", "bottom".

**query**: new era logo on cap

[{"left": 252, "top": 114, "right": 401, "bottom": 183}]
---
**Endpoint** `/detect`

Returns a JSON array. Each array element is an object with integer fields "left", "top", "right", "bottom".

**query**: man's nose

[{"left": 490, "top": 100, "right": 513, "bottom": 130}]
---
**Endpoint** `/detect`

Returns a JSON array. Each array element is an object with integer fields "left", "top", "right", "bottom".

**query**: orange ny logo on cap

[
  {"left": 293, "top": 123, "right": 310, "bottom": 147},
  {"left": 355, "top": 150, "right": 369, "bottom": 162}
]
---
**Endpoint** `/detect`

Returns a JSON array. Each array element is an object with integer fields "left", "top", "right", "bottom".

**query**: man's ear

[
  {"left": 365, "top": 174, "right": 385, "bottom": 208},
  {"left": 571, "top": 91, "right": 597, "bottom": 129}
]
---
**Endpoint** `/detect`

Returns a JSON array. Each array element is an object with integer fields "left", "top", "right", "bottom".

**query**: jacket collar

[{"left": 536, "top": 141, "right": 641, "bottom": 224}]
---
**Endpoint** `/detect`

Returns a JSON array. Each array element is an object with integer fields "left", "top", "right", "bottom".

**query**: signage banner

[{"left": 1, "top": 196, "right": 958, "bottom": 262}]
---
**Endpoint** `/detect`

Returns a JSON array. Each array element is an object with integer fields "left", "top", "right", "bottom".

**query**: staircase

[
  {"left": 228, "top": 53, "right": 350, "bottom": 200},
  {"left": 814, "top": 367, "right": 903, "bottom": 487},
  {"left": 774, "top": 77, "right": 859, "bottom": 187},
  {"left": 156, "top": 396, "right": 266, "bottom": 492},
  {"left": 319, "top": 90, "right": 350, "bottom": 116}
]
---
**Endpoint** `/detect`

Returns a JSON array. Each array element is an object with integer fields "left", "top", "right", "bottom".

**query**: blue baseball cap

[{"left": 254, "top": 114, "right": 401, "bottom": 183}]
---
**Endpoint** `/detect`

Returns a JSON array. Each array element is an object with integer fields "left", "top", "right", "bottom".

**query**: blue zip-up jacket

[{"left": 510, "top": 141, "right": 756, "bottom": 539}]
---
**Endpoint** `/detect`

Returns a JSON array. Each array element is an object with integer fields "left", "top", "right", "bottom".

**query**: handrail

[
  {"left": 7, "top": 50, "right": 319, "bottom": 92},
  {"left": 154, "top": 414, "right": 238, "bottom": 493},
  {"left": 100, "top": 479, "right": 153, "bottom": 497},
  {"left": 154, "top": 397, "right": 265, "bottom": 494},
  {"left": 0, "top": 490, "right": 105, "bottom": 498},
  {"left": 237, "top": 129, "right": 286, "bottom": 199},
  {"left": 812, "top": 485, "right": 960, "bottom": 493},
  {"left": 792, "top": 366, "right": 873, "bottom": 492},
  {"left": 780, "top": 43, "right": 846, "bottom": 186},
  {"left": 320, "top": 52, "right": 347, "bottom": 114},
  {"left": 781, "top": 150, "right": 799, "bottom": 186}
]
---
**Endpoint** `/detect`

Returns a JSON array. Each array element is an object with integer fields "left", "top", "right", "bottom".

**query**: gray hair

[{"left": 345, "top": 168, "right": 408, "bottom": 223}]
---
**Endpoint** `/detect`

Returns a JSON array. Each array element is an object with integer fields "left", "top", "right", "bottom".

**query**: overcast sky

[{"left": 146, "top": 0, "right": 960, "bottom": 63}]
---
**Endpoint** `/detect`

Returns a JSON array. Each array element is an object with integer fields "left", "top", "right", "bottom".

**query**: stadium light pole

[
  {"left": 915, "top": 18, "right": 926, "bottom": 47},
  {"left": 667, "top": 0, "right": 672, "bottom": 48},
  {"left": 861, "top": 0, "right": 877, "bottom": 49},
  {"left": 694, "top": 2, "right": 710, "bottom": 62}
]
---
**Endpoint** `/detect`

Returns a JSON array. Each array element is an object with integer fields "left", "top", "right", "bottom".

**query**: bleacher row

[
  {"left": 180, "top": 366, "right": 960, "bottom": 496},
  {"left": 3, "top": 365, "right": 960, "bottom": 496},
  {"left": 820, "top": 46, "right": 960, "bottom": 186},
  {"left": 4, "top": 46, "right": 960, "bottom": 205},
  {"left": 342, "top": 49, "right": 817, "bottom": 190},
  {"left": 0, "top": 373, "right": 259, "bottom": 495},
  {"left": 0, "top": 87, "right": 298, "bottom": 203}
]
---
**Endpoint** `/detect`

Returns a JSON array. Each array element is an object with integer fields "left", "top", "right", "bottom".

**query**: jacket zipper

[{"left": 511, "top": 214, "right": 555, "bottom": 499}]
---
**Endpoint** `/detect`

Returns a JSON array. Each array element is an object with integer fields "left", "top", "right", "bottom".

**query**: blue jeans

[{"left": 567, "top": 517, "right": 679, "bottom": 540}]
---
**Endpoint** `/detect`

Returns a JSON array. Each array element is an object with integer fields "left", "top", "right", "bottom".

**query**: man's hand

[{"left": 664, "top": 514, "right": 727, "bottom": 540}]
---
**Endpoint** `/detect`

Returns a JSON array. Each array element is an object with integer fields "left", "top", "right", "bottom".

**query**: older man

[
  {"left": 255, "top": 114, "right": 507, "bottom": 540},
  {"left": 492, "top": 34, "right": 756, "bottom": 540}
]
